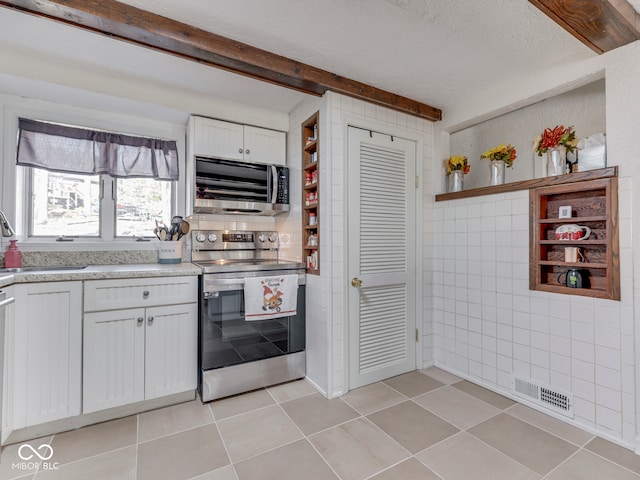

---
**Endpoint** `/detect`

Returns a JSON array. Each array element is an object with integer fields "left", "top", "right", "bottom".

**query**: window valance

[{"left": 17, "top": 118, "right": 179, "bottom": 180}]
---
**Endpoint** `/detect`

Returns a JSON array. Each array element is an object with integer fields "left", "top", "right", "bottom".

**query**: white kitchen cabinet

[
  {"left": 1, "top": 285, "right": 15, "bottom": 444},
  {"left": 7, "top": 282, "right": 82, "bottom": 429},
  {"left": 144, "top": 303, "right": 198, "bottom": 400},
  {"left": 83, "top": 276, "right": 198, "bottom": 413},
  {"left": 191, "top": 116, "right": 286, "bottom": 165}
]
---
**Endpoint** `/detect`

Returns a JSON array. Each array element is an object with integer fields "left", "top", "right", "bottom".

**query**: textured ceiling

[
  {"left": 113, "top": 0, "right": 596, "bottom": 109},
  {"left": 1, "top": 0, "right": 638, "bottom": 118}
]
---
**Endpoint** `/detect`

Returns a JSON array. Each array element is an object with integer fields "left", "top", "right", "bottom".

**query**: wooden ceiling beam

[
  {"left": 0, "top": 0, "right": 442, "bottom": 121},
  {"left": 529, "top": 0, "right": 640, "bottom": 54}
]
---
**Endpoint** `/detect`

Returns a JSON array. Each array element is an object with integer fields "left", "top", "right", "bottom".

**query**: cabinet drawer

[{"left": 84, "top": 276, "right": 198, "bottom": 312}]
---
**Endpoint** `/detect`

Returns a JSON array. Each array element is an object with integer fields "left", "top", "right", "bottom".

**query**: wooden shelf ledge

[{"left": 435, "top": 167, "right": 617, "bottom": 202}]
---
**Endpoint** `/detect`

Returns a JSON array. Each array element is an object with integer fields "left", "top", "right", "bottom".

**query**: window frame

[
  {"left": 2, "top": 99, "right": 186, "bottom": 248},
  {"left": 25, "top": 170, "right": 176, "bottom": 240}
]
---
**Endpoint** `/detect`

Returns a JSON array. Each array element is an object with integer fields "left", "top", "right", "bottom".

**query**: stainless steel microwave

[{"left": 194, "top": 157, "right": 289, "bottom": 215}]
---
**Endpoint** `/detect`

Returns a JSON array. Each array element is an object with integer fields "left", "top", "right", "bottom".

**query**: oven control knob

[
  {"left": 267, "top": 234, "right": 278, "bottom": 243},
  {"left": 207, "top": 234, "right": 217, "bottom": 243},
  {"left": 258, "top": 234, "right": 267, "bottom": 243},
  {"left": 195, "top": 233, "right": 206, "bottom": 243}
]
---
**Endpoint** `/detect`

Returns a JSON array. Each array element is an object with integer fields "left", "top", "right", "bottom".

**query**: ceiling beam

[
  {"left": 0, "top": 0, "right": 442, "bottom": 121},
  {"left": 529, "top": 0, "right": 640, "bottom": 54}
]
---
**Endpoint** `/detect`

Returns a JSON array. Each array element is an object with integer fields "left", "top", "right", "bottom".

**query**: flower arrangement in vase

[
  {"left": 445, "top": 155, "right": 469, "bottom": 192},
  {"left": 533, "top": 125, "right": 577, "bottom": 176},
  {"left": 481, "top": 144, "right": 517, "bottom": 185},
  {"left": 533, "top": 125, "right": 577, "bottom": 156},
  {"left": 480, "top": 144, "right": 517, "bottom": 166},
  {"left": 446, "top": 155, "right": 470, "bottom": 175}
]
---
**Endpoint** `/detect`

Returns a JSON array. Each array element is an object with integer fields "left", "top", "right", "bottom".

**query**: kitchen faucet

[{"left": 0, "top": 210, "right": 15, "bottom": 237}]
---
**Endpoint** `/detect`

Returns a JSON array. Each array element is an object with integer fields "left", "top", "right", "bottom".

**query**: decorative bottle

[{"left": 5, "top": 240, "right": 22, "bottom": 268}]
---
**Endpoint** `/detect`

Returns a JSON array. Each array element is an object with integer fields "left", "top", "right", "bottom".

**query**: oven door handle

[
  {"left": 203, "top": 273, "right": 306, "bottom": 294},
  {"left": 208, "top": 278, "right": 245, "bottom": 287},
  {"left": 203, "top": 278, "right": 245, "bottom": 295}
]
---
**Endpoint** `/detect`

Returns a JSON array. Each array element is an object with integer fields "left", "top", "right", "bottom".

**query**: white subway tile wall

[{"left": 432, "top": 180, "right": 634, "bottom": 446}]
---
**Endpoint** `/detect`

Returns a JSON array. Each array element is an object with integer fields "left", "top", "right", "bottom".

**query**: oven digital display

[{"left": 222, "top": 233, "right": 254, "bottom": 242}]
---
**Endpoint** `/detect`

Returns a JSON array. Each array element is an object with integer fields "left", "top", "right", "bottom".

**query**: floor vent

[{"left": 512, "top": 376, "right": 574, "bottom": 418}]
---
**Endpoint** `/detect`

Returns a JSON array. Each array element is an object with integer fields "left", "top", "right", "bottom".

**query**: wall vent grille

[{"left": 512, "top": 376, "right": 573, "bottom": 418}]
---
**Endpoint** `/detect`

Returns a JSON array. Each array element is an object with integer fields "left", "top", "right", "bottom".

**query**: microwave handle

[{"left": 271, "top": 165, "right": 278, "bottom": 204}]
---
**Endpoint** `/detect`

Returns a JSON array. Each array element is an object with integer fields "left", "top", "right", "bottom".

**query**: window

[
  {"left": 116, "top": 177, "right": 172, "bottom": 237},
  {"left": 30, "top": 170, "right": 101, "bottom": 237},
  {"left": 18, "top": 118, "right": 179, "bottom": 240},
  {"left": 28, "top": 170, "right": 173, "bottom": 238}
]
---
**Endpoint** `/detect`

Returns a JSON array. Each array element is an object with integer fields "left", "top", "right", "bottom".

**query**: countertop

[{"left": 0, "top": 263, "right": 201, "bottom": 288}]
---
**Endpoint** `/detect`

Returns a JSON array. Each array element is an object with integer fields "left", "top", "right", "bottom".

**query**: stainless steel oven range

[{"left": 192, "top": 230, "right": 306, "bottom": 402}]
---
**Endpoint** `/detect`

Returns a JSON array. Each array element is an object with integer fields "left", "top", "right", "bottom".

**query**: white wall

[
  {"left": 279, "top": 96, "right": 326, "bottom": 394},
  {"left": 432, "top": 41, "right": 640, "bottom": 450},
  {"left": 449, "top": 80, "right": 606, "bottom": 190}
]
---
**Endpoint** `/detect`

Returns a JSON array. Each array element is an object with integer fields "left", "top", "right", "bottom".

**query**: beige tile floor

[{"left": 3, "top": 367, "right": 640, "bottom": 480}]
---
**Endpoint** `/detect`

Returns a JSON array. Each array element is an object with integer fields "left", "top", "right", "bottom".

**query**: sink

[{"left": 0, "top": 265, "right": 88, "bottom": 273}]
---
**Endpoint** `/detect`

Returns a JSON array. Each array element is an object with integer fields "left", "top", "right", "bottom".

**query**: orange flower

[{"left": 533, "top": 125, "right": 577, "bottom": 156}]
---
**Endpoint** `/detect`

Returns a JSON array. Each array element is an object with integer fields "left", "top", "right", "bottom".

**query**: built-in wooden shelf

[
  {"left": 302, "top": 112, "right": 320, "bottom": 275},
  {"left": 436, "top": 167, "right": 617, "bottom": 201},
  {"left": 530, "top": 174, "right": 620, "bottom": 300}
]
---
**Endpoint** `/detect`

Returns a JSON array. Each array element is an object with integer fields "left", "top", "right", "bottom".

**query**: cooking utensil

[
  {"left": 178, "top": 220, "right": 190, "bottom": 240},
  {"left": 168, "top": 216, "right": 183, "bottom": 241},
  {"left": 158, "top": 228, "right": 167, "bottom": 241}
]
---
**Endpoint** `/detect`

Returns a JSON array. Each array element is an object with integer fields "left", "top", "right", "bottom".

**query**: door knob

[{"left": 351, "top": 277, "right": 363, "bottom": 287}]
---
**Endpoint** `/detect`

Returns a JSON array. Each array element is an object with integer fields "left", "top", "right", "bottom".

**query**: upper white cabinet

[
  {"left": 242, "top": 125, "right": 286, "bottom": 165},
  {"left": 83, "top": 276, "right": 198, "bottom": 413},
  {"left": 190, "top": 116, "right": 286, "bottom": 165},
  {"left": 7, "top": 282, "right": 82, "bottom": 429}
]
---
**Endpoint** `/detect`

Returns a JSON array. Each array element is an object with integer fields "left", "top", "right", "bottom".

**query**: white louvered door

[{"left": 347, "top": 127, "right": 416, "bottom": 389}]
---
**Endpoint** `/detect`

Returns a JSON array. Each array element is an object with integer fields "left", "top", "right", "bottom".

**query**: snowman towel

[{"left": 244, "top": 275, "right": 298, "bottom": 321}]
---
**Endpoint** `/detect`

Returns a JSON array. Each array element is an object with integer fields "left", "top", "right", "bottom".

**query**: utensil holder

[{"left": 158, "top": 241, "right": 182, "bottom": 264}]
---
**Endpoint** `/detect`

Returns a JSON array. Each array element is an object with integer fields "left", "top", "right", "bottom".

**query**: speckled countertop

[{"left": 0, "top": 263, "right": 201, "bottom": 289}]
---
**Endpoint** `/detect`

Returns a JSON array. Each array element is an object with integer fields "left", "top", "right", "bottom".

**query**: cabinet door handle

[
  {"left": 238, "top": 148, "right": 244, "bottom": 154},
  {"left": 143, "top": 290, "right": 150, "bottom": 299},
  {"left": 137, "top": 317, "right": 144, "bottom": 324},
  {"left": 245, "top": 149, "right": 250, "bottom": 155},
  {"left": 147, "top": 316, "right": 154, "bottom": 324}
]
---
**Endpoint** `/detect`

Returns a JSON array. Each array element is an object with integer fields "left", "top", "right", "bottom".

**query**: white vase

[
  {"left": 490, "top": 160, "right": 505, "bottom": 186},
  {"left": 546, "top": 147, "right": 566, "bottom": 176},
  {"left": 449, "top": 170, "right": 464, "bottom": 192}
]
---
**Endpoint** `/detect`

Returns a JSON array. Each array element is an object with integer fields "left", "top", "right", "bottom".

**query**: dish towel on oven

[{"left": 244, "top": 274, "right": 298, "bottom": 321}]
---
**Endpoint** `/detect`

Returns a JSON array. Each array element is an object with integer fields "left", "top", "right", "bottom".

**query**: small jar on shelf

[
  {"left": 308, "top": 233, "right": 318, "bottom": 247},
  {"left": 309, "top": 212, "right": 317, "bottom": 226},
  {"left": 307, "top": 250, "right": 318, "bottom": 270},
  {"left": 305, "top": 191, "right": 317, "bottom": 206}
]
